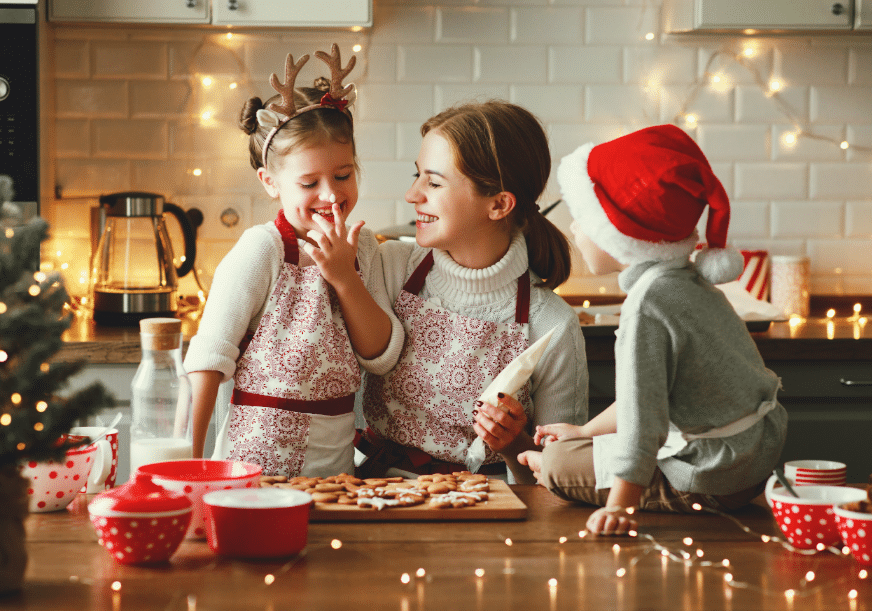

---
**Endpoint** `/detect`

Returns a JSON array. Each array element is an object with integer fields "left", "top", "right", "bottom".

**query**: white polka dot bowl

[
  {"left": 19, "top": 438, "right": 109, "bottom": 513},
  {"left": 135, "top": 459, "right": 262, "bottom": 539},
  {"left": 88, "top": 472, "right": 192, "bottom": 565},
  {"left": 834, "top": 502, "right": 872, "bottom": 565},
  {"left": 769, "top": 485, "right": 867, "bottom": 551}
]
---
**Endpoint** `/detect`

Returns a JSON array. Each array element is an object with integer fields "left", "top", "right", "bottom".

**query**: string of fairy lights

[{"left": 669, "top": 41, "right": 872, "bottom": 154}]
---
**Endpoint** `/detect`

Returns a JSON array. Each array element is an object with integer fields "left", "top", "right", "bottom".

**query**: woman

[{"left": 357, "top": 100, "right": 588, "bottom": 484}]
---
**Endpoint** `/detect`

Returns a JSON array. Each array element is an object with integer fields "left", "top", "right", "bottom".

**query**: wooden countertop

[
  {"left": 58, "top": 310, "right": 872, "bottom": 365},
  {"left": 8, "top": 486, "right": 870, "bottom": 611}
]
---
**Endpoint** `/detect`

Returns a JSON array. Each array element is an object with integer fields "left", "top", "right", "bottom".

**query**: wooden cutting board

[{"left": 309, "top": 479, "right": 527, "bottom": 522}]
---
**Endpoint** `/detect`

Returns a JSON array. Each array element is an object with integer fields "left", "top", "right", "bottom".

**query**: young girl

[
  {"left": 517, "top": 124, "right": 788, "bottom": 534},
  {"left": 184, "top": 45, "right": 403, "bottom": 478},
  {"left": 357, "top": 101, "right": 589, "bottom": 484}
]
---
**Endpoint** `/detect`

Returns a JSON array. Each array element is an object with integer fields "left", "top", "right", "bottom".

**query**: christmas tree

[{"left": 1, "top": 196, "right": 114, "bottom": 468}]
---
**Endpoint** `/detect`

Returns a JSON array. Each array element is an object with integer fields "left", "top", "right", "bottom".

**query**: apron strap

[
  {"left": 403, "top": 251, "right": 530, "bottom": 324},
  {"left": 403, "top": 250, "right": 435, "bottom": 294},
  {"left": 231, "top": 388, "right": 354, "bottom": 416},
  {"left": 515, "top": 270, "right": 530, "bottom": 324},
  {"left": 275, "top": 210, "right": 300, "bottom": 265}
]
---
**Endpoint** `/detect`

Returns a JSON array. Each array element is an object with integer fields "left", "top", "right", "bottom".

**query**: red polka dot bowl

[
  {"left": 88, "top": 472, "right": 192, "bottom": 565},
  {"left": 19, "top": 440, "right": 109, "bottom": 513},
  {"left": 203, "top": 488, "right": 312, "bottom": 559},
  {"left": 770, "top": 485, "right": 867, "bottom": 550},
  {"left": 834, "top": 503, "right": 872, "bottom": 566},
  {"left": 135, "top": 460, "right": 262, "bottom": 539}
]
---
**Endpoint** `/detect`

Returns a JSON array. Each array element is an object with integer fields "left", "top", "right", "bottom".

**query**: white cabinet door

[
  {"left": 664, "top": 0, "right": 854, "bottom": 32},
  {"left": 212, "top": 0, "right": 371, "bottom": 27},
  {"left": 49, "top": 0, "right": 209, "bottom": 23}
]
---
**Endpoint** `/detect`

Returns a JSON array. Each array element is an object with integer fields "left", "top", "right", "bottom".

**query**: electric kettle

[{"left": 90, "top": 192, "right": 197, "bottom": 326}]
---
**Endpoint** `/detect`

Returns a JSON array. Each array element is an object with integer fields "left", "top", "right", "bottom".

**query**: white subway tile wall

[{"left": 47, "top": 0, "right": 872, "bottom": 298}]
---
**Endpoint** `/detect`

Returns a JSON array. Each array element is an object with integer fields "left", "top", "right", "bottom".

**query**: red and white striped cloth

[
  {"left": 694, "top": 246, "right": 770, "bottom": 301},
  {"left": 738, "top": 250, "right": 770, "bottom": 302}
]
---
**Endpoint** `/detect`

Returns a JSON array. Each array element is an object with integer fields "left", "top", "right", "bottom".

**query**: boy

[{"left": 518, "top": 125, "right": 787, "bottom": 535}]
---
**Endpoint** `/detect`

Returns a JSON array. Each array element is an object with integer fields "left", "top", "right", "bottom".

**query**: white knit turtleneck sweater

[{"left": 360, "top": 234, "right": 589, "bottom": 433}]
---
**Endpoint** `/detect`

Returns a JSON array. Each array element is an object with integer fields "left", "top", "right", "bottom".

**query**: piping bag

[{"left": 466, "top": 327, "right": 556, "bottom": 473}]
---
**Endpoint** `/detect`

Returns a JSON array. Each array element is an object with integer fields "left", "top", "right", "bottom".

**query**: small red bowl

[
  {"left": 203, "top": 488, "right": 312, "bottom": 559},
  {"left": 834, "top": 503, "right": 872, "bottom": 566},
  {"left": 136, "top": 459, "right": 262, "bottom": 539}
]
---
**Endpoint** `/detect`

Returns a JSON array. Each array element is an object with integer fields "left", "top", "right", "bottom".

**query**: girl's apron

[
  {"left": 593, "top": 261, "right": 779, "bottom": 488},
  {"left": 213, "top": 210, "right": 361, "bottom": 477},
  {"left": 360, "top": 251, "right": 533, "bottom": 475}
]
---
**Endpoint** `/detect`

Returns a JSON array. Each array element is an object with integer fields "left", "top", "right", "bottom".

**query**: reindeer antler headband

[{"left": 257, "top": 43, "right": 357, "bottom": 168}]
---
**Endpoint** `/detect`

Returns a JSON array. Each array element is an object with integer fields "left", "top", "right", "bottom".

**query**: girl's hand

[
  {"left": 516, "top": 450, "right": 545, "bottom": 485},
  {"left": 586, "top": 506, "right": 638, "bottom": 536},
  {"left": 533, "top": 423, "right": 587, "bottom": 446},
  {"left": 303, "top": 203, "right": 365, "bottom": 290},
  {"left": 473, "top": 394, "right": 527, "bottom": 453}
]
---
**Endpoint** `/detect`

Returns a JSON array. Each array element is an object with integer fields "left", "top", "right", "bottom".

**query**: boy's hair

[
  {"left": 421, "top": 100, "right": 572, "bottom": 290},
  {"left": 239, "top": 83, "right": 358, "bottom": 173}
]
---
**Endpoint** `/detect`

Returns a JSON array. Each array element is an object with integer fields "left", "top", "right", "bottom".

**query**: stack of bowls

[{"left": 135, "top": 459, "right": 262, "bottom": 538}]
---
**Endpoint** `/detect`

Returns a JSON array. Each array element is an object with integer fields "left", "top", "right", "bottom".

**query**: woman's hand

[
  {"left": 585, "top": 506, "right": 638, "bottom": 536},
  {"left": 473, "top": 394, "right": 527, "bottom": 453},
  {"left": 303, "top": 203, "right": 365, "bottom": 290},
  {"left": 533, "top": 423, "right": 587, "bottom": 446},
  {"left": 516, "top": 450, "right": 545, "bottom": 485}
]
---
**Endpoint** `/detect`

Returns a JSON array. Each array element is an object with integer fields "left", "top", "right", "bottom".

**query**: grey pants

[{"left": 539, "top": 437, "right": 765, "bottom": 514}]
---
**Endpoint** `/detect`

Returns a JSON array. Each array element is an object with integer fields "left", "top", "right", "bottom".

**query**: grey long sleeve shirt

[{"left": 593, "top": 260, "right": 788, "bottom": 495}]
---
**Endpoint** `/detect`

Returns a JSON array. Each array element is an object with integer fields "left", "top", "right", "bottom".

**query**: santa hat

[{"left": 557, "top": 124, "right": 744, "bottom": 285}]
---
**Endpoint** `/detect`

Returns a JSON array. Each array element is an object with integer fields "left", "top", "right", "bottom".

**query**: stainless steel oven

[{"left": 0, "top": 1, "right": 39, "bottom": 219}]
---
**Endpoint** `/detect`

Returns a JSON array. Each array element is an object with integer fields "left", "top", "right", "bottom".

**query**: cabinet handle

[
  {"left": 186, "top": 0, "right": 195, "bottom": 7},
  {"left": 228, "top": 0, "right": 239, "bottom": 10},
  {"left": 840, "top": 378, "right": 872, "bottom": 386},
  {"left": 832, "top": 3, "right": 845, "bottom": 15}
]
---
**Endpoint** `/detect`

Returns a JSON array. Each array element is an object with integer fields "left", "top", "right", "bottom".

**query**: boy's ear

[
  {"left": 257, "top": 167, "right": 280, "bottom": 198},
  {"left": 488, "top": 191, "right": 516, "bottom": 221}
]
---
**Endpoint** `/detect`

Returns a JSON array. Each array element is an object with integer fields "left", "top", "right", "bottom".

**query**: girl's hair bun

[
  {"left": 239, "top": 97, "right": 265, "bottom": 135},
  {"left": 313, "top": 77, "right": 331, "bottom": 92}
]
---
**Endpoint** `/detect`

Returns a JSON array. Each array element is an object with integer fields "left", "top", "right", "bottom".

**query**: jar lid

[
  {"left": 140, "top": 317, "right": 182, "bottom": 335},
  {"left": 89, "top": 472, "right": 192, "bottom": 517}
]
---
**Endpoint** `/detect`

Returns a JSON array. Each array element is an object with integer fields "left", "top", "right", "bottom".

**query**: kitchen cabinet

[
  {"left": 663, "top": 0, "right": 858, "bottom": 33},
  {"left": 48, "top": 0, "right": 372, "bottom": 27},
  {"left": 49, "top": 0, "right": 209, "bottom": 24},
  {"left": 212, "top": 0, "right": 371, "bottom": 28}
]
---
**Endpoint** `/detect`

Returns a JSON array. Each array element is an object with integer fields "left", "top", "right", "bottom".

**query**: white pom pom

[{"left": 694, "top": 247, "right": 744, "bottom": 284}]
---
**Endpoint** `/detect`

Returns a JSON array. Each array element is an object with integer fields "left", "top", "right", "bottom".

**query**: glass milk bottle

[{"left": 129, "top": 317, "right": 193, "bottom": 473}]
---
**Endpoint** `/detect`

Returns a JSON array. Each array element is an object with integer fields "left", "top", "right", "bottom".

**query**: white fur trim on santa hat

[
  {"left": 693, "top": 246, "right": 744, "bottom": 285},
  {"left": 557, "top": 143, "right": 698, "bottom": 266}
]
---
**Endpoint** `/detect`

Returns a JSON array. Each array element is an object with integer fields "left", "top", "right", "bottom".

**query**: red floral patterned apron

[
  {"left": 362, "top": 251, "right": 532, "bottom": 471},
  {"left": 214, "top": 210, "right": 361, "bottom": 477}
]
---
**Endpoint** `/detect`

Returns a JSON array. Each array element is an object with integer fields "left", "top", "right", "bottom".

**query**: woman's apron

[
  {"left": 360, "top": 251, "right": 533, "bottom": 475},
  {"left": 593, "top": 261, "right": 779, "bottom": 488},
  {"left": 213, "top": 210, "right": 361, "bottom": 478}
]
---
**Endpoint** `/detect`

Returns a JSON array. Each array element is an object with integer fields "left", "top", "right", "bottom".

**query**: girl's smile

[{"left": 257, "top": 139, "right": 357, "bottom": 243}]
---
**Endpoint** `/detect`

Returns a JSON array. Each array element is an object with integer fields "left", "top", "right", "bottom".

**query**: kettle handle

[{"left": 163, "top": 203, "right": 197, "bottom": 278}]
